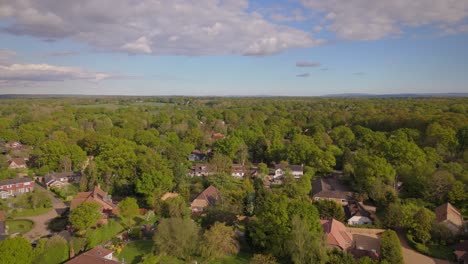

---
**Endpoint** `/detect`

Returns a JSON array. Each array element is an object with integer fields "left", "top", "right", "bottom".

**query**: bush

[
  {"left": 380, "top": 230, "right": 403, "bottom": 264},
  {"left": 129, "top": 227, "right": 143, "bottom": 240}
]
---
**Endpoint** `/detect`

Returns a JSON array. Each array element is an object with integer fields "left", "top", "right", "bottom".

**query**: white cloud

[
  {"left": 0, "top": 63, "right": 111, "bottom": 82},
  {"left": 0, "top": 0, "right": 321, "bottom": 56},
  {"left": 301, "top": 0, "right": 468, "bottom": 40}
]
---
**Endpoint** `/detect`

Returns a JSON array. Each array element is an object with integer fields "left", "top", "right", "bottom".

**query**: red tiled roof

[
  {"left": 65, "top": 246, "right": 120, "bottom": 264},
  {"left": 70, "top": 186, "right": 114, "bottom": 211},
  {"left": 191, "top": 185, "right": 221, "bottom": 210},
  {"left": 435, "top": 202, "right": 463, "bottom": 227},
  {"left": 321, "top": 219, "right": 353, "bottom": 250},
  {"left": 9, "top": 158, "right": 26, "bottom": 166}
]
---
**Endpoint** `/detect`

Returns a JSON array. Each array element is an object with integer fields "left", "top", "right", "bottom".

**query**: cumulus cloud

[
  {"left": 300, "top": 0, "right": 468, "bottom": 40},
  {"left": 0, "top": 0, "right": 321, "bottom": 56},
  {"left": 0, "top": 63, "right": 111, "bottom": 82},
  {"left": 296, "top": 61, "right": 321, "bottom": 67},
  {"left": 296, "top": 73, "right": 310, "bottom": 77}
]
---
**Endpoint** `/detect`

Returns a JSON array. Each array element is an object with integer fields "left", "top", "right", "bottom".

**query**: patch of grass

[
  {"left": 12, "top": 207, "right": 53, "bottom": 217},
  {"left": 206, "top": 254, "right": 251, "bottom": 264},
  {"left": 118, "top": 240, "right": 154, "bottom": 264},
  {"left": 426, "top": 243, "right": 455, "bottom": 261},
  {"left": 86, "top": 220, "right": 124, "bottom": 249},
  {"left": 6, "top": 219, "right": 34, "bottom": 234}
]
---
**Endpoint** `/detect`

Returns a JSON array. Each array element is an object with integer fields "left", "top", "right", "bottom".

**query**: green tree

[
  {"left": 380, "top": 230, "right": 403, "bottom": 264},
  {"left": 153, "top": 218, "right": 200, "bottom": 260},
  {"left": 315, "top": 199, "right": 346, "bottom": 222},
  {"left": 200, "top": 222, "right": 240, "bottom": 260},
  {"left": 33, "top": 235, "right": 69, "bottom": 264},
  {"left": 136, "top": 170, "right": 174, "bottom": 207},
  {"left": 161, "top": 196, "right": 190, "bottom": 219},
  {"left": 118, "top": 197, "right": 139, "bottom": 227},
  {"left": 287, "top": 215, "right": 326, "bottom": 264},
  {"left": 69, "top": 202, "right": 101, "bottom": 231},
  {"left": 0, "top": 237, "right": 33, "bottom": 264},
  {"left": 412, "top": 208, "right": 435, "bottom": 244}
]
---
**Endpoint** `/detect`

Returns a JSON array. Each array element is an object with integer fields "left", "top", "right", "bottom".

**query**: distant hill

[{"left": 320, "top": 93, "right": 468, "bottom": 98}]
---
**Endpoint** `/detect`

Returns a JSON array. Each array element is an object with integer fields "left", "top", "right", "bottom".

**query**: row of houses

[{"left": 188, "top": 162, "right": 304, "bottom": 179}]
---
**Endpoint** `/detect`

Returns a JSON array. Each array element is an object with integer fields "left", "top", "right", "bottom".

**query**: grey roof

[
  {"left": 44, "top": 171, "right": 81, "bottom": 185},
  {"left": 311, "top": 177, "right": 355, "bottom": 200},
  {"left": 0, "top": 177, "right": 34, "bottom": 186},
  {"left": 274, "top": 164, "right": 303, "bottom": 172}
]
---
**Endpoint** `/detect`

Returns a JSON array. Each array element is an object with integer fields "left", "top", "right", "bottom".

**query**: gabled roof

[
  {"left": 44, "top": 171, "right": 81, "bottom": 185},
  {"left": 312, "top": 177, "right": 355, "bottom": 200},
  {"left": 0, "top": 177, "right": 34, "bottom": 186},
  {"left": 434, "top": 202, "right": 463, "bottom": 227},
  {"left": 70, "top": 185, "right": 115, "bottom": 211},
  {"left": 191, "top": 185, "right": 221, "bottom": 209},
  {"left": 321, "top": 218, "right": 353, "bottom": 250},
  {"left": 9, "top": 158, "right": 26, "bottom": 166},
  {"left": 274, "top": 164, "right": 303, "bottom": 172},
  {"left": 345, "top": 201, "right": 371, "bottom": 219},
  {"left": 65, "top": 246, "right": 120, "bottom": 264}
]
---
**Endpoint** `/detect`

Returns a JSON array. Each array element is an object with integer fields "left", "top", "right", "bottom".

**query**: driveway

[
  {"left": 20, "top": 185, "right": 68, "bottom": 241},
  {"left": 398, "top": 232, "right": 451, "bottom": 264}
]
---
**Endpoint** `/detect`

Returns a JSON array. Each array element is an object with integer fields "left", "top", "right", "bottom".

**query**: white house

[
  {"left": 345, "top": 201, "right": 374, "bottom": 226},
  {"left": 273, "top": 164, "right": 303, "bottom": 179}
]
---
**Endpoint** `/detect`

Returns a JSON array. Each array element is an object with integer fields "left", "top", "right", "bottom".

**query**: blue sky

[{"left": 0, "top": 0, "right": 467, "bottom": 96}]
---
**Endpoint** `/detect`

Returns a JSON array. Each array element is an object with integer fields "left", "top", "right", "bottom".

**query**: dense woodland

[{"left": 0, "top": 96, "right": 467, "bottom": 264}]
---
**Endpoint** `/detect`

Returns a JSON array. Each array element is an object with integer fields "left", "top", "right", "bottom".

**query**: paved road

[
  {"left": 20, "top": 185, "right": 68, "bottom": 241},
  {"left": 398, "top": 232, "right": 451, "bottom": 264}
]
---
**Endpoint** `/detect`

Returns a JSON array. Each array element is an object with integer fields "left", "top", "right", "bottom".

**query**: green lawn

[
  {"left": 118, "top": 240, "right": 154, "bottom": 264},
  {"left": 6, "top": 219, "right": 34, "bottom": 234},
  {"left": 13, "top": 207, "right": 53, "bottom": 217},
  {"left": 426, "top": 244, "right": 455, "bottom": 261}
]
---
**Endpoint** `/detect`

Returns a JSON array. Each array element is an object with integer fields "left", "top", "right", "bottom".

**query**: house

[
  {"left": 188, "top": 164, "right": 214, "bottom": 177},
  {"left": 231, "top": 164, "right": 245, "bottom": 178},
  {"left": 65, "top": 246, "right": 121, "bottom": 264},
  {"left": 0, "top": 177, "right": 35, "bottom": 199},
  {"left": 188, "top": 150, "right": 207, "bottom": 162},
  {"left": 435, "top": 202, "right": 464, "bottom": 235},
  {"left": 5, "top": 141, "right": 23, "bottom": 150},
  {"left": 70, "top": 185, "right": 117, "bottom": 223},
  {"left": 311, "top": 177, "right": 355, "bottom": 205},
  {"left": 212, "top": 133, "right": 226, "bottom": 140},
  {"left": 454, "top": 241, "right": 468, "bottom": 264},
  {"left": 273, "top": 164, "right": 303, "bottom": 179},
  {"left": 161, "top": 192, "right": 179, "bottom": 201},
  {"left": 190, "top": 185, "right": 221, "bottom": 213},
  {"left": 345, "top": 201, "right": 374, "bottom": 225},
  {"left": 321, "top": 218, "right": 353, "bottom": 251},
  {"left": 8, "top": 158, "right": 27, "bottom": 169},
  {"left": 44, "top": 172, "right": 82, "bottom": 189}
]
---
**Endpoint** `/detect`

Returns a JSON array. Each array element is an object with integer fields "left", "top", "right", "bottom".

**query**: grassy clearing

[
  {"left": 12, "top": 207, "right": 53, "bottom": 217},
  {"left": 6, "top": 219, "right": 34, "bottom": 234},
  {"left": 206, "top": 253, "right": 251, "bottom": 264},
  {"left": 118, "top": 240, "right": 154, "bottom": 264}
]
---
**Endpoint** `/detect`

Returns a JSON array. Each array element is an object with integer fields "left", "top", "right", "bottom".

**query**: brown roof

[
  {"left": 434, "top": 203, "right": 463, "bottom": 227},
  {"left": 161, "top": 192, "right": 179, "bottom": 201},
  {"left": 9, "top": 158, "right": 26, "bottom": 166},
  {"left": 0, "top": 177, "right": 34, "bottom": 186},
  {"left": 321, "top": 219, "right": 353, "bottom": 250},
  {"left": 0, "top": 211, "right": 5, "bottom": 222},
  {"left": 312, "top": 177, "right": 355, "bottom": 200},
  {"left": 70, "top": 186, "right": 115, "bottom": 211},
  {"left": 345, "top": 201, "right": 371, "bottom": 219},
  {"left": 212, "top": 133, "right": 225, "bottom": 140},
  {"left": 191, "top": 185, "right": 221, "bottom": 209},
  {"left": 65, "top": 246, "right": 120, "bottom": 264}
]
